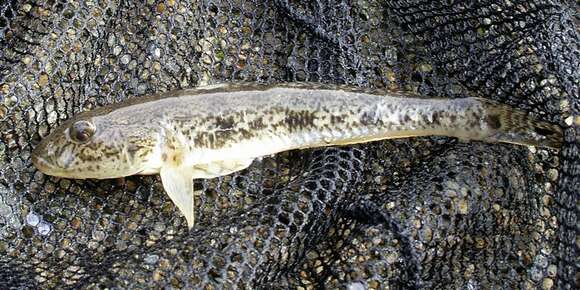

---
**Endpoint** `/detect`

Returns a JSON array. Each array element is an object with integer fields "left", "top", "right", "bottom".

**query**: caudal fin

[{"left": 479, "top": 99, "right": 562, "bottom": 149}]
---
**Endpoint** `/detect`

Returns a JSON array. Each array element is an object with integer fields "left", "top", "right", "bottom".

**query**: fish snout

[
  {"left": 31, "top": 142, "right": 59, "bottom": 175},
  {"left": 31, "top": 152, "right": 51, "bottom": 174}
]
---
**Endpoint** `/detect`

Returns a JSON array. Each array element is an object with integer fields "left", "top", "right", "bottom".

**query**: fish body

[{"left": 31, "top": 83, "right": 562, "bottom": 228}]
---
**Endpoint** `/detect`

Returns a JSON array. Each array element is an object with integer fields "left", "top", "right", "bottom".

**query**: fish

[{"left": 31, "top": 82, "right": 563, "bottom": 228}]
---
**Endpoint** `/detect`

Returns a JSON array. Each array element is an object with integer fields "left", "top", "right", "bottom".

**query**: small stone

[
  {"left": 546, "top": 169, "right": 558, "bottom": 181},
  {"left": 412, "top": 218, "right": 421, "bottom": 228},
  {"left": 156, "top": 3, "right": 165, "bottom": 13},
  {"left": 47, "top": 111, "right": 58, "bottom": 124},
  {"left": 544, "top": 182, "right": 552, "bottom": 192},
  {"left": 38, "top": 73, "right": 49, "bottom": 86},
  {"left": 535, "top": 254, "right": 548, "bottom": 268},
  {"left": 0, "top": 203, "right": 12, "bottom": 216},
  {"left": 153, "top": 61, "right": 161, "bottom": 71},
  {"left": 152, "top": 270, "right": 162, "bottom": 281},
  {"left": 113, "top": 45, "right": 122, "bottom": 55},
  {"left": 530, "top": 267, "right": 543, "bottom": 281},
  {"left": 522, "top": 280, "right": 534, "bottom": 290},
  {"left": 386, "top": 252, "right": 397, "bottom": 264},
  {"left": 120, "top": 54, "right": 131, "bottom": 65},
  {"left": 421, "top": 227, "right": 433, "bottom": 242},
  {"left": 542, "top": 278, "right": 553, "bottom": 289},
  {"left": 347, "top": 282, "right": 365, "bottom": 290},
  {"left": 542, "top": 195, "right": 551, "bottom": 206},
  {"left": 61, "top": 238, "right": 71, "bottom": 248},
  {"left": 201, "top": 54, "right": 212, "bottom": 64},
  {"left": 483, "top": 18, "right": 492, "bottom": 25},
  {"left": 547, "top": 264, "right": 557, "bottom": 277},
  {"left": 0, "top": 84, "right": 8, "bottom": 94},
  {"left": 374, "top": 176, "right": 385, "bottom": 184},
  {"left": 457, "top": 199, "right": 468, "bottom": 214},
  {"left": 418, "top": 63, "right": 432, "bottom": 72},
  {"left": 70, "top": 217, "right": 82, "bottom": 229},
  {"left": 4, "top": 95, "right": 17, "bottom": 106},
  {"left": 21, "top": 3, "right": 32, "bottom": 12},
  {"left": 474, "top": 237, "right": 486, "bottom": 249},
  {"left": 144, "top": 254, "right": 159, "bottom": 264},
  {"left": 22, "top": 226, "right": 34, "bottom": 238},
  {"left": 559, "top": 99, "right": 569, "bottom": 111},
  {"left": 240, "top": 42, "right": 251, "bottom": 50},
  {"left": 26, "top": 212, "right": 40, "bottom": 226},
  {"left": 38, "top": 221, "right": 52, "bottom": 235},
  {"left": 88, "top": 241, "right": 99, "bottom": 249},
  {"left": 92, "top": 230, "right": 105, "bottom": 241},
  {"left": 218, "top": 26, "right": 228, "bottom": 34},
  {"left": 22, "top": 56, "right": 32, "bottom": 65}
]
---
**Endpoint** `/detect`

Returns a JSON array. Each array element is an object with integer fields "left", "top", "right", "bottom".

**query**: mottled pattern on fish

[{"left": 31, "top": 82, "right": 563, "bottom": 228}]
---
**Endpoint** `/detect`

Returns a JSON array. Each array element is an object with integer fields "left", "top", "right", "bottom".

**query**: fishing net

[{"left": 0, "top": 0, "right": 577, "bottom": 288}]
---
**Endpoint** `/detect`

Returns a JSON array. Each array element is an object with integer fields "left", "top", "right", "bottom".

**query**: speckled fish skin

[{"left": 31, "top": 82, "right": 563, "bottom": 228}]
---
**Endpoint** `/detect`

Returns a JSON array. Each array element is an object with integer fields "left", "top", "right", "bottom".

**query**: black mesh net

[{"left": 0, "top": 0, "right": 578, "bottom": 288}]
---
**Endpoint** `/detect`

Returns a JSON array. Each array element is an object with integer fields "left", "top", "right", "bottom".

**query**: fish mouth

[
  {"left": 31, "top": 147, "right": 73, "bottom": 178},
  {"left": 31, "top": 154, "right": 61, "bottom": 176},
  {"left": 32, "top": 152, "right": 145, "bottom": 180}
]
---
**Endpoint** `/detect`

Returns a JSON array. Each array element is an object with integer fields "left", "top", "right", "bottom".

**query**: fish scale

[{"left": 31, "top": 82, "right": 563, "bottom": 228}]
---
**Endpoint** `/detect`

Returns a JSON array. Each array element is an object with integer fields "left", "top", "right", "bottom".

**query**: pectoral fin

[
  {"left": 158, "top": 159, "right": 254, "bottom": 228},
  {"left": 160, "top": 165, "right": 195, "bottom": 228}
]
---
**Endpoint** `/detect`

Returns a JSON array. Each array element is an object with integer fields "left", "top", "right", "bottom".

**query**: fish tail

[{"left": 478, "top": 98, "right": 563, "bottom": 149}]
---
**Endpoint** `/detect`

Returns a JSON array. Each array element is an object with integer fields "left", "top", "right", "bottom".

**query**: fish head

[{"left": 32, "top": 111, "right": 161, "bottom": 179}]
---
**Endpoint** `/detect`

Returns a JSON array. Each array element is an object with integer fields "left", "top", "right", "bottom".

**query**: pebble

[
  {"left": 4, "top": 95, "right": 17, "bottom": 107},
  {"left": 0, "top": 203, "right": 12, "bottom": 216},
  {"left": 547, "top": 264, "right": 557, "bottom": 277},
  {"left": 22, "top": 56, "right": 32, "bottom": 65},
  {"left": 0, "top": 84, "right": 8, "bottom": 95},
  {"left": 37, "top": 73, "right": 49, "bottom": 86},
  {"left": 113, "top": 46, "right": 122, "bottom": 56},
  {"left": 121, "top": 54, "right": 131, "bottom": 65},
  {"left": 92, "top": 230, "right": 106, "bottom": 241},
  {"left": 152, "top": 270, "right": 162, "bottom": 281},
  {"left": 21, "top": 3, "right": 32, "bottom": 12},
  {"left": 144, "top": 254, "right": 159, "bottom": 264},
  {"left": 47, "top": 111, "right": 58, "bottom": 124},
  {"left": 457, "top": 199, "right": 468, "bottom": 214},
  {"left": 542, "top": 278, "right": 553, "bottom": 289},
  {"left": 37, "top": 221, "right": 52, "bottom": 236},
  {"left": 546, "top": 169, "right": 558, "bottom": 181},
  {"left": 156, "top": 3, "right": 165, "bottom": 13},
  {"left": 347, "top": 282, "right": 365, "bottom": 290},
  {"left": 26, "top": 212, "right": 40, "bottom": 226}
]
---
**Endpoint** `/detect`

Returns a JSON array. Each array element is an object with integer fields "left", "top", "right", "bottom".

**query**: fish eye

[{"left": 69, "top": 120, "right": 96, "bottom": 143}]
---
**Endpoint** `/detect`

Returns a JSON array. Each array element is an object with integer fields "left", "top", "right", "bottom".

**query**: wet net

[{"left": 0, "top": 0, "right": 578, "bottom": 288}]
